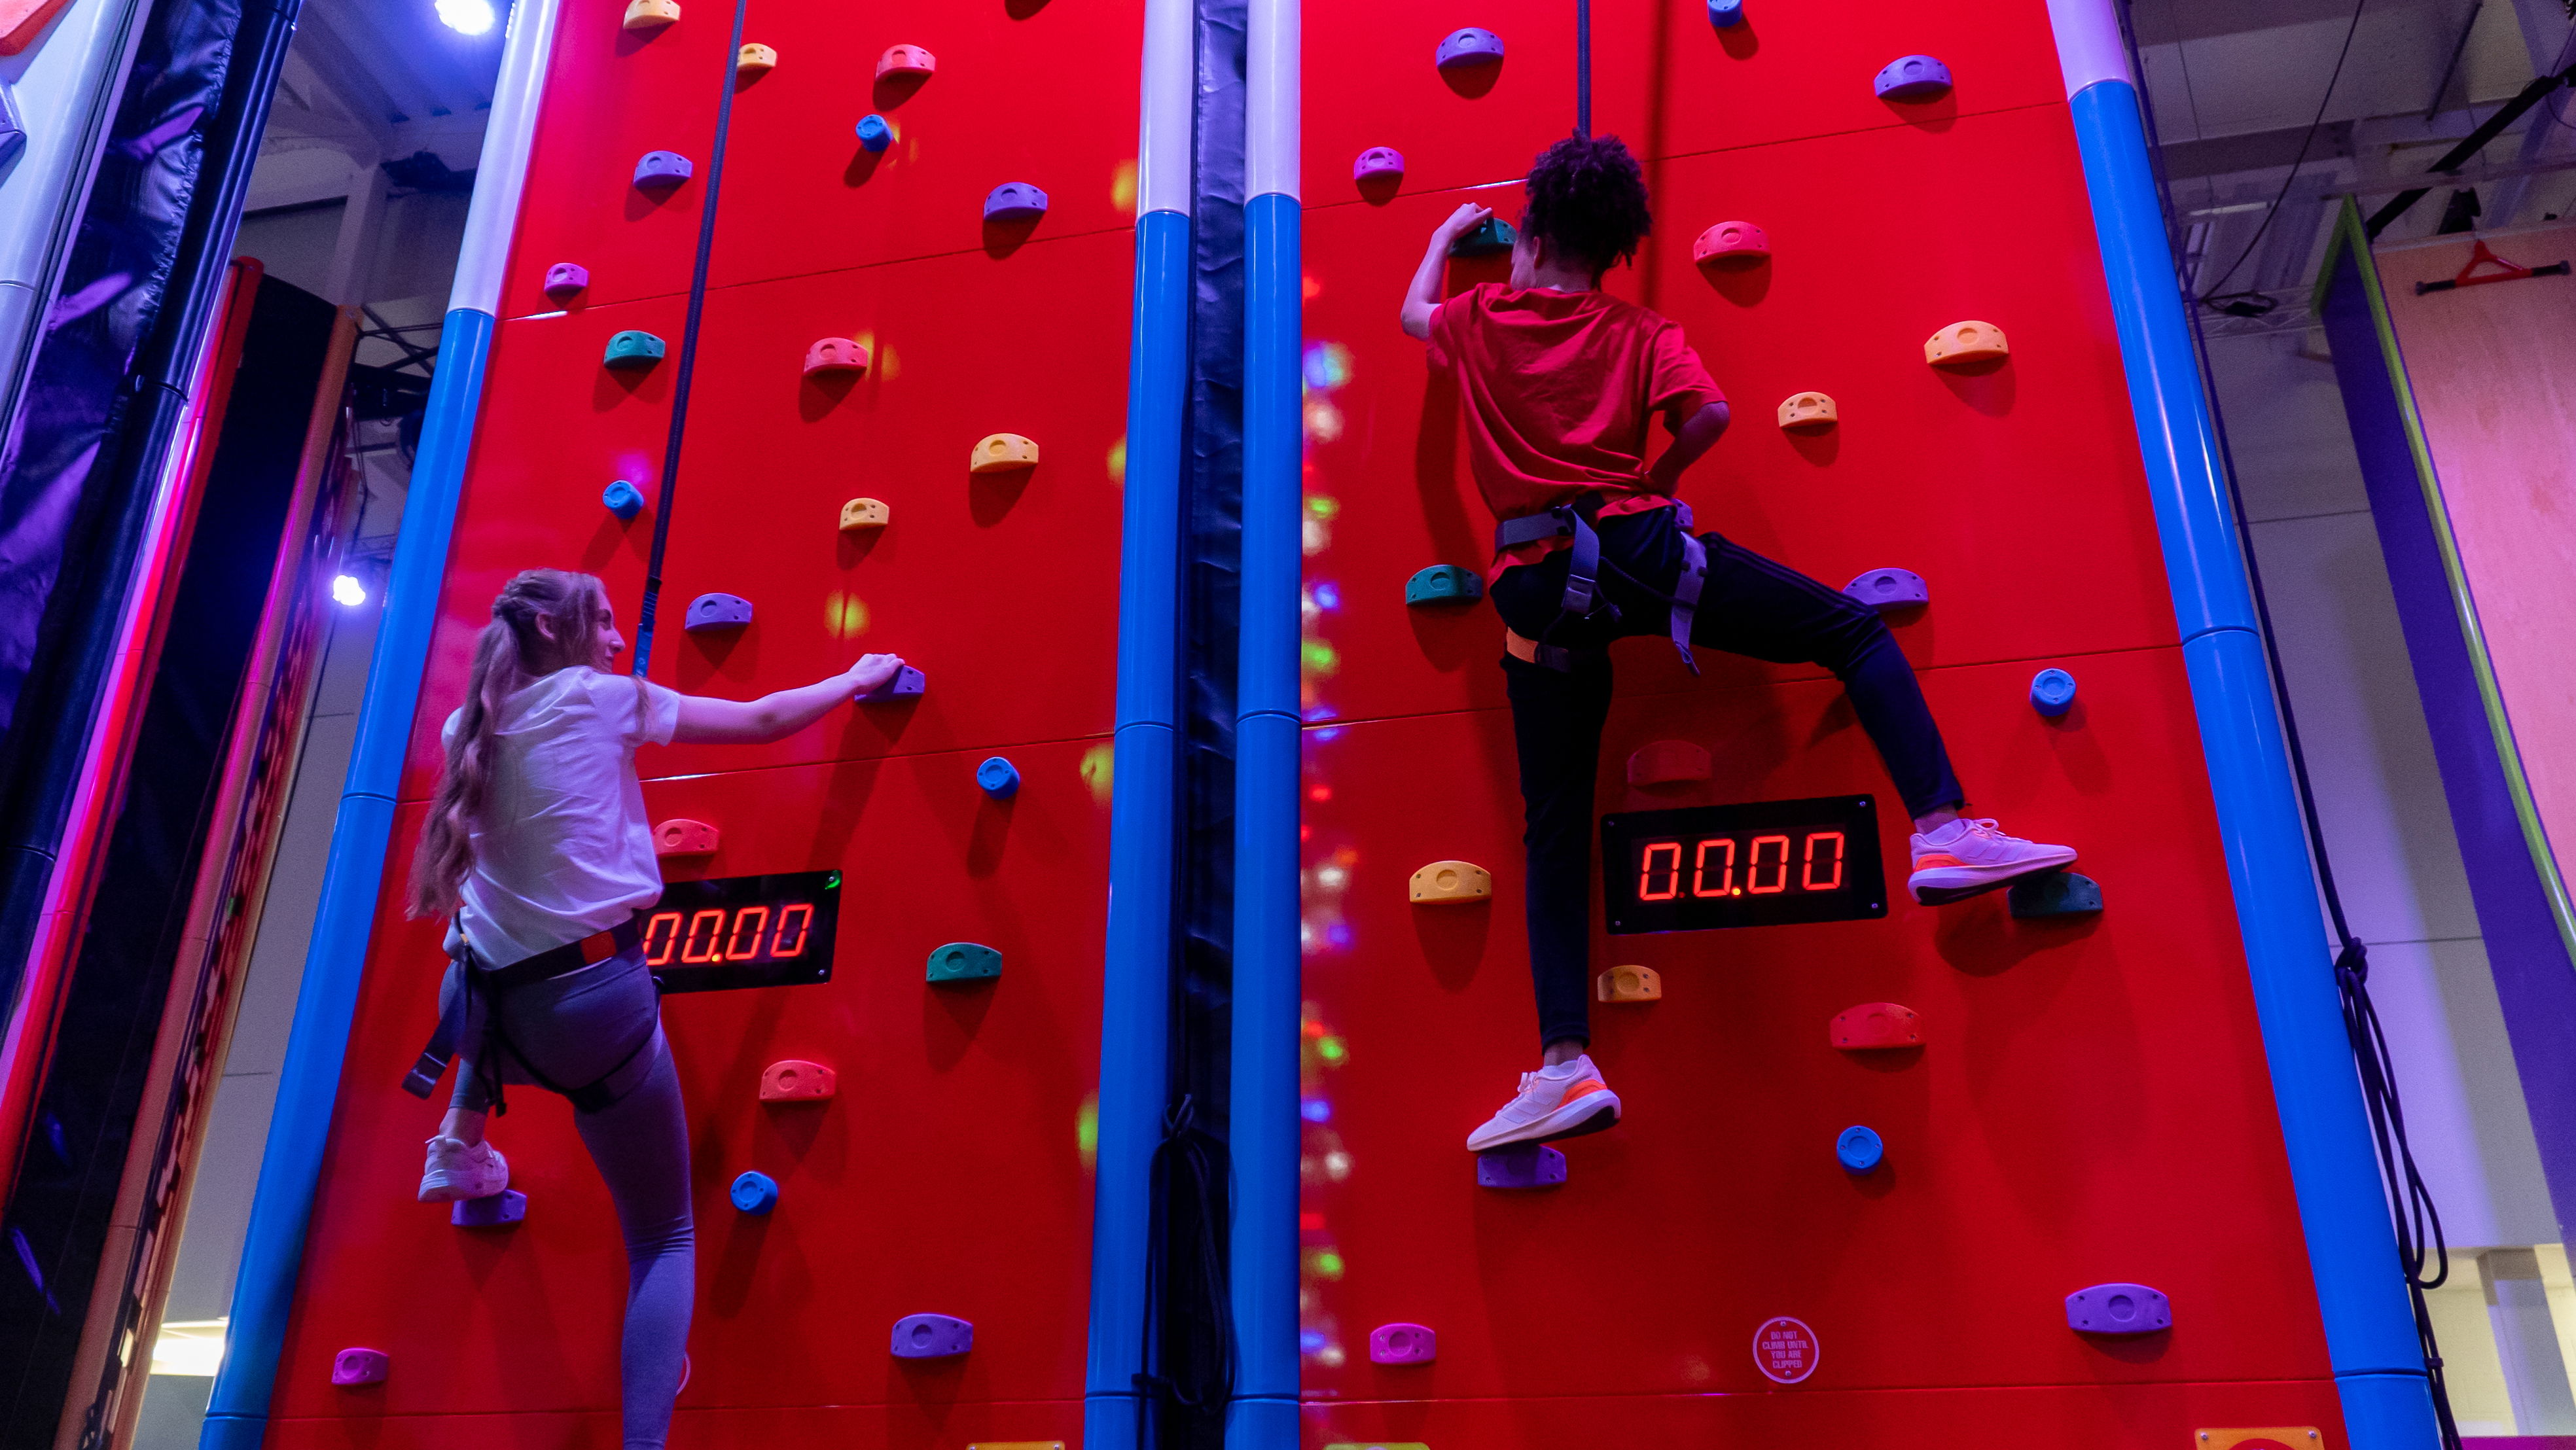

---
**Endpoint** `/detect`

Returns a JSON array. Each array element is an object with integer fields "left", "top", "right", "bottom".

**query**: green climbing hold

[
  {"left": 603, "top": 330, "right": 666, "bottom": 369},
  {"left": 1450, "top": 216, "right": 1518, "bottom": 256},
  {"left": 926, "top": 942, "right": 1002, "bottom": 983},
  {"left": 1405, "top": 564, "right": 1484, "bottom": 607},
  {"left": 2008, "top": 871, "right": 2103, "bottom": 919}
]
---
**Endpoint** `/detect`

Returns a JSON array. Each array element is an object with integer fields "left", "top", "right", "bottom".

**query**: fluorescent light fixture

[
  {"left": 436, "top": 0, "right": 496, "bottom": 34},
  {"left": 332, "top": 573, "right": 368, "bottom": 607},
  {"left": 151, "top": 1319, "right": 226, "bottom": 1377}
]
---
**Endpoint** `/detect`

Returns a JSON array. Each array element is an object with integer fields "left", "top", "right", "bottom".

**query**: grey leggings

[{"left": 440, "top": 947, "right": 693, "bottom": 1450}]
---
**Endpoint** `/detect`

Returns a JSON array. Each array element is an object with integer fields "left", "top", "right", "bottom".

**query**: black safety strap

[
  {"left": 1494, "top": 498, "right": 1702, "bottom": 675},
  {"left": 402, "top": 915, "right": 651, "bottom": 1115}
]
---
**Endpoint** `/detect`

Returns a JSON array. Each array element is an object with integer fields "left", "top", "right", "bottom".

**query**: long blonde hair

[{"left": 406, "top": 569, "right": 619, "bottom": 918}]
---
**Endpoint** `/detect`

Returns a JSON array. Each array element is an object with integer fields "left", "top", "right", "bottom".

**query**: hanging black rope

[
  {"left": 1573, "top": 0, "right": 1592, "bottom": 135},
  {"left": 631, "top": 0, "right": 753, "bottom": 677}
]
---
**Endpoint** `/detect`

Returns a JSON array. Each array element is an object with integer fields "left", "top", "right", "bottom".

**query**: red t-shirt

[{"left": 1427, "top": 283, "right": 1726, "bottom": 578}]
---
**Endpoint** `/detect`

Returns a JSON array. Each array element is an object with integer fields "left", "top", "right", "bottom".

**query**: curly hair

[{"left": 1520, "top": 132, "right": 1652, "bottom": 276}]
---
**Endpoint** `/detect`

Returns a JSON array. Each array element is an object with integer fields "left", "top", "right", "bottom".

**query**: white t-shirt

[{"left": 440, "top": 666, "right": 682, "bottom": 966}]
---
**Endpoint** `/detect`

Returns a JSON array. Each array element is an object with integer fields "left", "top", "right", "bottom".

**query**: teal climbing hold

[
  {"left": 603, "top": 330, "right": 666, "bottom": 369},
  {"left": 2008, "top": 871, "right": 2103, "bottom": 919},
  {"left": 1404, "top": 565, "right": 1484, "bottom": 606},
  {"left": 1450, "top": 216, "right": 1518, "bottom": 257},
  {"left": 926, "top": 942, "right": 1001, "bottom": 984}
]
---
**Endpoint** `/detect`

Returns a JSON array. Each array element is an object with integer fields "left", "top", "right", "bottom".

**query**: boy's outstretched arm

[
  {"left": 672, "top": 653, "right": 905, "bottom": 743},
  {"left": 1400, "top": 203, "right": 1494, "bottom": 340},
  {"left": 1645, "top": 402, "right": 1730, "bottom": 494}
]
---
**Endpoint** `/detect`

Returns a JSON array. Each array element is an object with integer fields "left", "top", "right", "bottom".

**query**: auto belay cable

[
  {"left": 1574, "top": 0, "right": 1592, "bottom": 135},
  {"left": 632, "top": 0, "right": 753, "bottom": 678}
]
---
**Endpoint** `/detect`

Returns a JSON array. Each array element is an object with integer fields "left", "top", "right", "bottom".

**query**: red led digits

[
  {"left": 1693, "top": 837, "right": 1737, "bottom": 897},
  {"left": 725, "top": 906, "right": 770, "bottom": 960},
  {"left": 643, "top": 911, "right": 683, "bottom": 966},
  {"left": 772, "top": 902, "right": 812, "bottom": 957},
  {"left": 1639, "top": 841, "right": 1682, "bottom": 900},
  {"left": 1748, "top": 835, "right": 1792, "bottom": 893},
  {"left": 1802, "top": 832, "right": 1846, "bottom": 891},
  {"left": 680, "top": 909, "right": 726, "bottom": 963}
]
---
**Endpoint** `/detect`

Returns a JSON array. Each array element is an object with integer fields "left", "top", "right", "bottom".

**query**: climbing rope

[
  {"left": 632, "top": 0, "right": 753, "bottom": 679},
  {"left": 1573, "top": 0, "right": 1592, "bottom": 135}
]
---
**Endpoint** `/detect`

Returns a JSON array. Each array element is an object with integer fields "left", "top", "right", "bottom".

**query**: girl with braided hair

[
  {"left": 1400, "top": 135, "right": 2079, "bottom": 1153},
  {"left": 405, "top": 567, "right": 903, "bottom": 1450}
]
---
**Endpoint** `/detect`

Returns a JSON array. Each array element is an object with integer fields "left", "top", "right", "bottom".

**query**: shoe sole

[
  {"left": 1909, "top": 857, "right": 2077, "bottom": 906},
  {"left": 418, "top": 1171, "right": 508, "bottom": 1203},
  {"left": 1465, "top": 1091, "right": 1623, "bottom": 1152}
]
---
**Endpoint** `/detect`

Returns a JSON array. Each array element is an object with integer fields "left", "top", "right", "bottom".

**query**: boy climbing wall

[{"left": 1398, "top": 134, "right": 2079, "bottom": 1153}]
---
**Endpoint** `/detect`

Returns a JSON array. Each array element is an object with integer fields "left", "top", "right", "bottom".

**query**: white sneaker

[
  {"left": 418, "top": 1135, "right": 509, "bottom": 1203},
  {"left": 1465, "top": 1054, "right": 1622, "bottom": 1152},
  {"left": 1908, "top": 817, "right": 2078, "bottom": 904}
]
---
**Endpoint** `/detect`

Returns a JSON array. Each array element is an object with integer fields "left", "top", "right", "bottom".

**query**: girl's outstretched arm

[
  {"left": 673, "top": 653, "right": 904, "bottom": 744},
  {"left": 1400, "top": 203, "right": 1493, "bottom": 340}
]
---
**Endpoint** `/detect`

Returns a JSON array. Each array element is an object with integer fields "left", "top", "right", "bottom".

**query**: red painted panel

[
  {"left": 269, "top": 1402, "right": 1086, "bottom": 1450},
  {"left": 499, "top": 0, "right": 1142, "bottom": 319},
  {"left": 272, "top": 743, "right": 1107, "bottom": 1423},
  {"left": 1297, "top": 103, "right": 2173, "bottom": 732},
  {"left": 1295, "top": 651, "right": 2331, "bottom": 1407},
  {"left": 402, "top": 230, "right": 1131, "bottom": 800}
]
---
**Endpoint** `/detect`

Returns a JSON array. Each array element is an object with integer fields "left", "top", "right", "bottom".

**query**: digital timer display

[
  {"left": 645, "top": 868, "right": 842, "bottom": 994},
  {"left": 1601, "top": 796, "right": 1887, "bottom": 934}
]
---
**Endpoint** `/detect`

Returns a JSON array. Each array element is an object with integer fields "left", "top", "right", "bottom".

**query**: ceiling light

[
  {"left": 332, "top": 573, "right": 368, "bottom": 607},
  {"left": 436, "top": 0, "right": 495, "bottom": 35}
]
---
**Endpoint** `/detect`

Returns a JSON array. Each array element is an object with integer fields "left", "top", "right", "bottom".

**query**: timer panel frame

[
  {"left": 1602, "top": 794, "right": 1889, "bottom": 934},
  {"left": 644, "top": 868, "right": 842, "bottom": 995}
]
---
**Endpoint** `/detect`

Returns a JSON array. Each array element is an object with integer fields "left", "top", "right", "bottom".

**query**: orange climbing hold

[
  {"left": 736, "top": 43, "right": 778, "bottom": 74},
  {"left": 1776, "top": 392, "right": 1837, "bottom": 431},
  {"left": 620, "top": 0, "right": 678, "bottom": 29},
  {"left": 653, "top": 819, "right": 718, "bottom": 857},
  {"left": 1627, "top": 739, "right": 1710, "bottom": 785},
  {"left": 839, "top": 498, "right": 889, "bottom": 531},
  {"left": 1924, "top": 320, "right": 2008, "bottom": 366},
  {"left": 1409, "top": 860, "right": 1492, "bottom": 905},
  {"left": 971, "top": 433, "right": 1041, "bottom": 473},
  {"left": 1596, "top": 965, "right": 1662, "bottom": 1002},
  {"left": 759, "top": 1059, "right": 837, "bottom": 1101}
]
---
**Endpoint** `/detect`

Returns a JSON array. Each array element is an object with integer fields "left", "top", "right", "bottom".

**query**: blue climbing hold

[
  {"left": 890, "top": 1313, "right": 974, "bottom": 1358},
  {"left": 855, "top": 114, "right": 892, "bottom": 152},
  {"left": 1872, "top": 54, "right": 1952, "bottom": 102},
  {"left": 729, "top": 1171, "right": 779, "bottom": 1214},
  {"left": 857, "top": 665, "right": 926, "bottom": 702},
  {"left": 976, "top": 756, "right": 1021, "bottom": 798},
  {"left": 1835, "top": 1124, "right": 1884, "bottom": 1173},
  {"left": 2065, "top": 1282, "right": 2172, "bottom": 1335},
  {"left": 1435, "top": 27, "right": 1505, "bottom": 69},
  {"left": 632, "top": 150, "right": 693, "bottom": 189},
  {"left": 602, "top": 481, "right": 645, "bottom": 520},
  {"left": 683, "top": 592, "right": 752, "bottom": 632},
  {"left": 1708, "top": 0, "right": 1744, "bottom": 27},
  {"left": 2030, "top": 667, "right": 2077, "bottom": 716},
  {"left": 450, "top": 1190, "right": 526, "bottom": 1228},
  {"left": 983, "top": 183, "right": 1049, "bottom": 224}
]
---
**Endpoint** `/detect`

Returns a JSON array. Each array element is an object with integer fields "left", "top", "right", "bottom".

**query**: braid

[
  {"left": 1520, "top": 132, "right": 1652, "bottom": 276},
  {"left": 405, "top": 568, "right": 618, "bottom": 919}
]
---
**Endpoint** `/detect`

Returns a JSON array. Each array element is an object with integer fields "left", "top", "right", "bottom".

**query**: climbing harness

[
  {"left": 1493, "top": 495, "right": 1706, "bottom": 673},
  {"left": 400, "top": 913, "right": 657, "bottom": 1116}
]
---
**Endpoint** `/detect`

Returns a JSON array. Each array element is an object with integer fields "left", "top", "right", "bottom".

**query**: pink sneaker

[
  {"left": 418, "top": 1135, "right": 508, "bottom": 1203},
  {"left": 1908, "top": 818, "right": 2077, "bottom": 904},
  {"left": 1465, "top": 1055, "right": 1622, "bottom": 1152}
]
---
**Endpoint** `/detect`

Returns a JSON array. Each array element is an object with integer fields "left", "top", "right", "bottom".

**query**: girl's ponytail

[{"left": 405, "top": 569, "right": 616, "bottom": 919}]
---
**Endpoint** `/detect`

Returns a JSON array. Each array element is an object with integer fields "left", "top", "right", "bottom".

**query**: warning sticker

[{"left": 1751, "top": 1315, "right": 1819, "bottom": 1385}]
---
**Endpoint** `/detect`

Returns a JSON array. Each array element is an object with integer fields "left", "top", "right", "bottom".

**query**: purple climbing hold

[
  {"left": 1843, "top": 567, "right": 1928, "bottom": 612},
  {"left": 1353, "top": 147, "right": 1405, "bottom": 184},
  {"left": 684, "top": 592, "right": 752, "bottom": 632},
  {"left": 890, "top": 1313, "right": 974, "bottom": 1358},
  {"left": 1368, "top": 1322, "right": 1437, "bottom": 1364},
  {"left": 633, "top": 150, "right": 694, "bottom": 189},
  {"left": 1476, "top": 1142, "right": 1566, "bottom": 1190},
  {"left": 1872, "top": 54, "right": 1952, "bottom": 102},
  {"left": 1435, "top": 27, "right": 1505, "bottom": 69},
  {"left": 451, "top": 1190, "right": 526, "bottom": 1228},
  {"left": 331, "top": 1348, "right": 389, "bottom": 1386},
  {"left": 543, "top": 262, "right": 589, "bottom": 296},
  {"left": 983, "top": 183, "right": 1049, "bottom": 224},
  {"left": 2065, "top": 1282, "right": 2172, "bottom": 1335},
  {"left": 857, "top": 665, "right": 926, "bottom": 702}
]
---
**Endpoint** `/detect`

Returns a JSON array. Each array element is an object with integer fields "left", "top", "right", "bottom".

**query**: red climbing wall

[
  {"left": 263, "top": 1, "right": 1136, "bottom": 1446},
  {"left": 1292, "top": 0, "right": 2348, "bottom": 1445}
]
